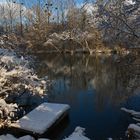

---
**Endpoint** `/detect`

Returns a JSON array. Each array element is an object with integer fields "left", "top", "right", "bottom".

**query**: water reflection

[{"left": 34, "top": 54, "right": 140, "bottom": 140}]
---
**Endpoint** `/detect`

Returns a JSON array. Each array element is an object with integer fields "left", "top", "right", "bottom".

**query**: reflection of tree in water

[
  {"left": 116, "top": 55, "right": 140, "bottom": 96},
  {"left": 91, "top": 54, "right": 139, "bottom": 111},
  {"left": 34, "top": 53, "right": 140, "bottom": 110}
]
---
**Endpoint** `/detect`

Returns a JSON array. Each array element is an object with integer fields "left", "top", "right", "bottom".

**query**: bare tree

[{"left": 96, "top": 0, "right": 140, "bottom": 45}]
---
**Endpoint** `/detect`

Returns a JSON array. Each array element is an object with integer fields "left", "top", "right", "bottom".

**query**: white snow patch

[
  {"left": 121, "top": 107, "right": 138, "bottom": 114},
  {"left": 83, "top": 4, "right": 98, "bottom": 15},
  {"left": 11, "top": 103, "right": 70, "bottom": 134},
  {"left": 108, "top": 138, "right": 113, "bottom": 140},
  {"left": 38, "top": 138, "right": 50, "bottom": 140},
  {"left": 128, "top": 124, "right": 140, "bottom": 133},
  {"left": 0, "top": 135, "right": 51, "bottom": 140},
  {"left": 124, "top": 0, "right": 136, "bottom": 5},
  {"left": 77, "top": 3, "right": 98, "bottom": 15},
  {"left": 63, "top": 127, "right": 90, "bottom": 140},
  {"left": 0, "top": 134, "right": 34, "bottom": 140}
]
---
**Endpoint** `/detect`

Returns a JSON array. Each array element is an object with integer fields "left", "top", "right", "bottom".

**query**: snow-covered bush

[
  {"left": 0, "top": 48, "right": 49, "bottom": 127},
  {"left": 42, "top": 29, "right": 103, "bottom": 54}
]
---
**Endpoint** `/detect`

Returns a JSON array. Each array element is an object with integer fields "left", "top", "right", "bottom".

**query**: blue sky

[
  {"left": 77, "top": 0, "right": 84, "bottom": 4},
  {"left": 0, "top": 0, "right": 84, "bottom": 5},
  {"left": 0, "top": 0, "right": 95, "bottom": 10}
]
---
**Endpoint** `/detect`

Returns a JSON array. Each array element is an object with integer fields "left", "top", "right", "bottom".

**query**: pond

[{"left": 34, "top": 53, "right": 140, "bottom": 140}]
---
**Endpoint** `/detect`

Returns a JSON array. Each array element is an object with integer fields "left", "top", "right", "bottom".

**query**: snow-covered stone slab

[
  {"left": 11, "top": 103, "right": 70, "bottom": 134},
  {"left": 63, "top": 127, "right": 90, "bottom": 140}
]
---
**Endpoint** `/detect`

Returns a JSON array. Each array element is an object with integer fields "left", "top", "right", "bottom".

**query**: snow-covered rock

[{"left": 63, "top": 127, "right": 90, "bottom": 140}]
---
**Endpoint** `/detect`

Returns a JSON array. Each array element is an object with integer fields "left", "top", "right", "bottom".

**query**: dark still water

[{"left": 34, "top": 54, "right": 140, "bottom": 140}]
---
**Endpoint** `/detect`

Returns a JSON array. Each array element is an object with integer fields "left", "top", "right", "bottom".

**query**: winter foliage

[{"left": 0, "top": 48, "right": 49, "bottom": 127}]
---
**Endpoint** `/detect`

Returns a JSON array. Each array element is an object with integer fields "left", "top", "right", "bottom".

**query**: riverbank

[
  {"left": 1, "top": 32, "right": 139, "bottom": 56},
  {"left": 26, "top": 31, "right": 139, "bottom": 55}
]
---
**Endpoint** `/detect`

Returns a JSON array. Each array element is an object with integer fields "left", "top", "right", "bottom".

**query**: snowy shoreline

[
  {"left": 0, "top": 48, "right": 49, "bottom": 127},
  {"left": 0, "top": 127, "right": 90, "bottom": 140}
]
